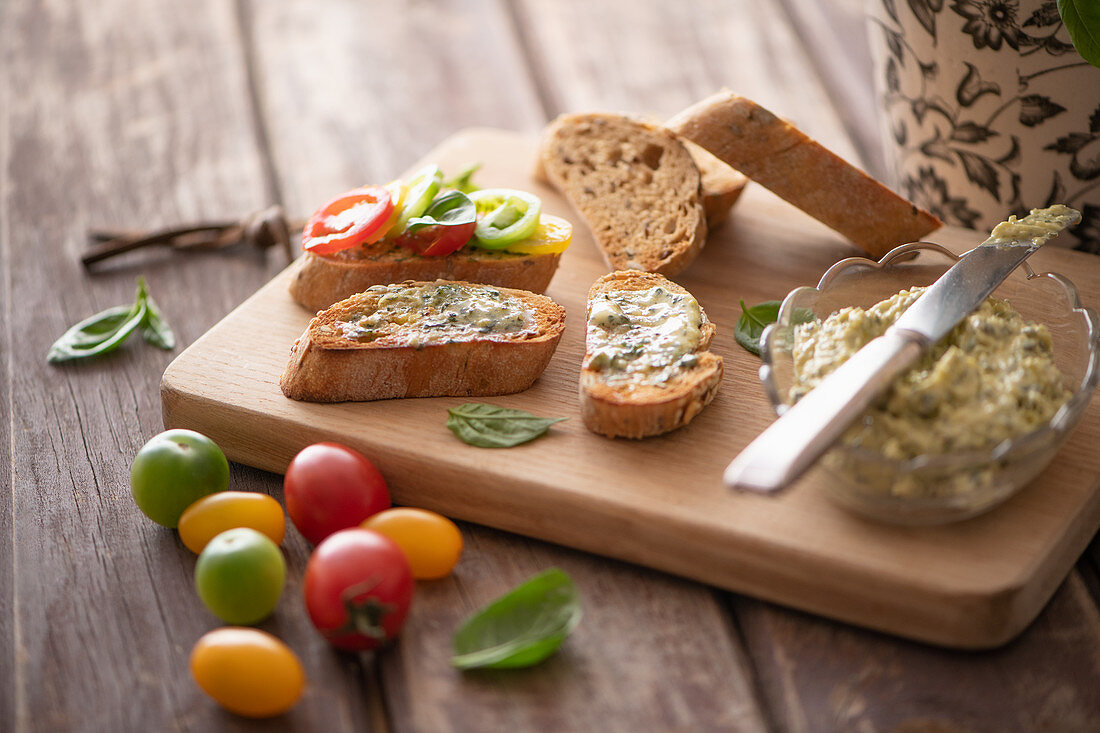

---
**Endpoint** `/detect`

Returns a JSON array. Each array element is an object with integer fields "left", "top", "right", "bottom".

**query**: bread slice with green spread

[
  {"left": 280, "top": 280, "right": 566, "bottom": 403},
  {"left": 288, "top": 241, "right": 562, "bottom": 313},
  {"left": 580, "top": 271, "right": 723, "bottom": 438},
  {"left": 538, "top": 113, "right": 711, "bottom": 276},
  {"left": 667, "top": 91, "right": 941, "bottom": 257}
]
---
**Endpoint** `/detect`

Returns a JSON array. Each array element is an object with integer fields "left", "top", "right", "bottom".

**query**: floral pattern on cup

[{"left": 869, "top": 0, "right": 1100, "bottom": 252}]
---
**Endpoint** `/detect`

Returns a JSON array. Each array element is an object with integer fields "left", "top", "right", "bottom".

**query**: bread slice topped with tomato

[
  {"left": 280, "top": 280, "right": 566, "bottom": 403},
  {"left": 289, "top": 165, "right": 572, "bottom": 312}
]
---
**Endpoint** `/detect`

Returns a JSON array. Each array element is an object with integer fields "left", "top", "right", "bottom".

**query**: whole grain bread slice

[
  {"left": 288, "top": 240, "right": 562, "bottom": 312},
  {"left": 281, "top": 280, "right": 566, "bottom": 403},
  {"left": 667, "top": 91, "right": 941, "bottom": 257},
  {"left": 538, "top": 113, "right": 709, "bottom": 276},
  {"left": 580, "top": 271, "right": 723, "bottom": 438}
]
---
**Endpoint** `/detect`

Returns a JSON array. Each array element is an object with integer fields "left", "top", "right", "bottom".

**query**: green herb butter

[
  {"left": 337, "top": 282, "right": 535, "bottom": 347},
  {"left": 981, "top": 203, "right": 1079, "bottom": 248},
  {"left": 790, "top": 287, "right": 1072, "bottom": 463},
  {"left": 585, "top": 285, "right": 703, "bottom": 386}
]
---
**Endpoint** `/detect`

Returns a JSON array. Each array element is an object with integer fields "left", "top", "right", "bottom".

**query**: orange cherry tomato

[
  {"left": 190, "top": 627, "right": 305, "bottom": 718},
  {"left": 178, "top": 491, "right": 286, "bottom": 554},
  {"left": 361, "top": 508, "right": 463, "bottom": 579},
  {"left": 302, "top": 185, "right": 394, "bottom": 254}
]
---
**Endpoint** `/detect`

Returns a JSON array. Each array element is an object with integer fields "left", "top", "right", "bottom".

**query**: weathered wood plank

[
  {"left": 513, "top": 0, "right": 863, "bottom": 163},
  {"left": 246, "top": 1, "right": 771, "bottom": 730},
  {"left": 735, "top": 572, "right": 1100, "bottom": 732},
  {"left": 0, "top": 1, "right": 370, "bottom": 729}
]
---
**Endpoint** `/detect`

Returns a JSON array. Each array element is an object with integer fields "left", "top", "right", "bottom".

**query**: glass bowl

[{"left": 760, "top": 243, "right": 1100, "bottom": 525}]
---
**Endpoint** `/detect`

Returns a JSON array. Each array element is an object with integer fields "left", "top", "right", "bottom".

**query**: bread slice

[
  {"left": 288, "top": 239, "right": 562, "bottom": 312},
  {"left": 538, "top": 113, "right": 709, "bottom": 276},
  {"left": 533, "top": 130, "right": 746, "bottom": 230},
  {"left": 281, "top": 280, "right": 566, "bottom": 403},
  {"left": 667, "top": 91, "right": 941, "bottom": 257},
  {"left": 681, "top": 139, "right": 747, "bottom": 227},
  {"left": 580, "top": 271, "right": 723, "bottom": 438}
]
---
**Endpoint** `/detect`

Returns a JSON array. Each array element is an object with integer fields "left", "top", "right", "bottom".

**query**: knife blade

[{"left": 724, "top": 204, "right": 1082, "bottom": 494}]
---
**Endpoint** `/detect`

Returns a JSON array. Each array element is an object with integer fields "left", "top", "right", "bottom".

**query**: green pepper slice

[
  {"left": 469, "top": 189, "right": 542, "bottom": 248},
  {"left": 392, "top": 164, "right": 443, "bottom": 235}
]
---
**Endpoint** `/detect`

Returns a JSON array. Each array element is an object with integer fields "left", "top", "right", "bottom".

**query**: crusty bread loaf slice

[
  {"left": 580, "top": 271, "right": 722, "bottom": 438},
  {"left": 667, "top": 91, "right": 941, "bottom": 257},
  {"left": 281, "top": 280, "right": 565, "bottom": 403},
  {"left": 532, "top": 129, "right": 746, "bottom": 230},
  {"left": 538, "top": 113, "right": 708, "bottom": 276},
  {"left": 681, "top": 139, "right": 747, "bottom": 227},
  {"left": 288, "top": 240, "right": 562, "bottom": 312}
]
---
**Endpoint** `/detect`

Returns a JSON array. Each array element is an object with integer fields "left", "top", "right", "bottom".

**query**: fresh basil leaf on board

[
  {"left": 451, "top": 568, "right": 582, "bottom": 670},
  {"left": 47, "top": 277, "right": 174, "bottom": 363},
  {"left": 442, "top": 164, "right": 481, "bottom": 194},
  {"left": 734, "top": 299, "right": 814, "bottom": 356},
  {"left": 140, "top": 290, "right": 176, "bottom": 350},
  {"left": 446, "top": 403, "right": 566, "bottom": 448},
  {"left": 1059, "top": 0, "right": 1100, "bottom": 68}
]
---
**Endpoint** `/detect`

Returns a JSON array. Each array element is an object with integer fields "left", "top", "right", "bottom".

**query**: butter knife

[{"left": 724, "top": 204, "right": 1082, "bottom": 493}]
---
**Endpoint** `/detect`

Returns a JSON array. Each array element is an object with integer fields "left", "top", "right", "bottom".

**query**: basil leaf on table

[
  {"left": 446, "top": 403, "right": 566, "bottom": 448},
  {"left": 452, "top": 568, "right": 582, "bottom": 670},
  {"left": 442, "top": 164, "right": 481, "bottom": 194},
  {"left": 1059, "top": 0, "right": 1100, "bottom": 68},
  {"left": 734, "top": 299, "right": 814, "bottom": 356},
  {"left": 406, "top": 190, "right": 477, "bottom": 234},
  {"left": 47, "top": 277, "right": 175, "bottom": 363}
]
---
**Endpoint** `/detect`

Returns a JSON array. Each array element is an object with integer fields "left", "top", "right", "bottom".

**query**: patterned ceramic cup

[{"left": 867, "top": 0, "right": 1100, "bottom": 252}]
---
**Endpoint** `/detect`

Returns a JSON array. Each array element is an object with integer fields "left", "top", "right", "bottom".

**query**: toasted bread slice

[
  {"left": 281, "top": 280, "right": 566, "bottom": 403},
  {"left": 538, "top": 113, "right": 708, "bottom": 276},
  {"left": 532, "top": 130, "right": 746, "bottom": 230},
  {"left": 288, "top": 240, "right": 562, "bottom": 312},
  {"left": 580, "top": 271, "right": 722, "bottom": 438},
  {"left": 667, "top": 91, "right": 941, "bottom": 257}
]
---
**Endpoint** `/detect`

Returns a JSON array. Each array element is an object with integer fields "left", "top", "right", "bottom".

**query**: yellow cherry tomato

[
  {"left": 361, "top": 508, "right": 463, "bottom": 579},
  {"left": 500, "top": 213, "right": 572, "bottom": 255},
  {"left": 178, "top": 491, "right": 285, "bottom": 554},
  {"left": 376, "top": 179, "right": 409, "bottom": 242},
  {"left": 190, "top": 627, "right": 305, "bottom": 718}
]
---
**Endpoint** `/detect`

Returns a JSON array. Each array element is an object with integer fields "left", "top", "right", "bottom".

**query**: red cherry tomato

[
  {"left": 303, "top": 528, "right": 414, "bottom": 651},
  {"left": 302, "top": 185, "right": 394, "bottom": 255},
  {"left": 283, "top": 443, "right": 390, "bottom": 545},
  {"left": 394, "top": 220, "right": 477, "bottom": 257}
]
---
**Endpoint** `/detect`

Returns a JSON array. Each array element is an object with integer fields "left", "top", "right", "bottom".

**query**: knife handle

[{"left": 724, "top": 329, "right": 926, "bottom": 493}]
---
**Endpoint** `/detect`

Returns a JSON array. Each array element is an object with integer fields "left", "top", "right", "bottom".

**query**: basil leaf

[
  {"left": 442, "top": 164, "right": 481, "bottom": 194},
  {"left": 452, "top": 568, "right": 582, "bottom": 670},
  {"left": 446, "top": 403, "right": 566, "bottom": 448},
  {"left": 1059, "top": 0, "right": 1100, "bottom": 68},
  {"left": 735, "top": 299, "right": 814, "bottom": 356},
  {"left": 406, "top": 190, "right": 476, "bottom": 234},
  {"left": 140, "top": 290, "right": 176, "bottom": 350},
  {"left": 47, "top": 300, "right": 146, "bottom": 363}
]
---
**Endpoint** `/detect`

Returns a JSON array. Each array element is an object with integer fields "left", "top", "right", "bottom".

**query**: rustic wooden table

[{"left": 3, "top": 1, "right": 1099, "bottom": 731}]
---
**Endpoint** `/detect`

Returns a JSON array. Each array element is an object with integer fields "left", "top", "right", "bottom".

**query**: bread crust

[
  {"left": 538, "top": 113, "right": 709, "bottom": 276},
  {"left": 288, "top": 241, "right": 562, "bottom": 312},
  {"left": 281, "top": 281, "right": 566, "bottom": 402},
  {"left": 667, "top": 91, "right": 941, "bottom": 257},
  {"left": 580, "top": 271, "right": 723, "bottom": 438}
]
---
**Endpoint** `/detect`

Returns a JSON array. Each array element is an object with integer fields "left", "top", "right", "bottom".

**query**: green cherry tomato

[
  {"left": 195, "top": 528, "right": 286, "bottom": 625},
  {"left": 392, "top": 164, "right": 443, "bottom": 235},
  {"left": 469, "top": 188, "right": 542, "bottom": 248},
  {"left": 130, "top": 429, "right": 230, "bottom": 528},
  {"left": 190, "top": 627, "right": 305, "bottom": 718},
  {"left": 178, "top": 491, "right": 286, "bottom": 554}
]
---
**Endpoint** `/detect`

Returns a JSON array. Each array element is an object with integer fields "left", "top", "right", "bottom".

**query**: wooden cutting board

[{"left": 162, "top": 128, "right": 1100, "bottom": 649}]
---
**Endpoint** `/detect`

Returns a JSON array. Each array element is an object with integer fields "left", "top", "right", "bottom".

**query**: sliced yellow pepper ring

[
  {"left": 373, "top": 179, "right": 408, "bottom": 243},
  {"left": 500, "top": 214, "right": 572, "bottom": 255}
]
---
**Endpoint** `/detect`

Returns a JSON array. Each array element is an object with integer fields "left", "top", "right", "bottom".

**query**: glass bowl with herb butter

[{"left": 760, "top": 242, "right": 1099, "bottom": 525}]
